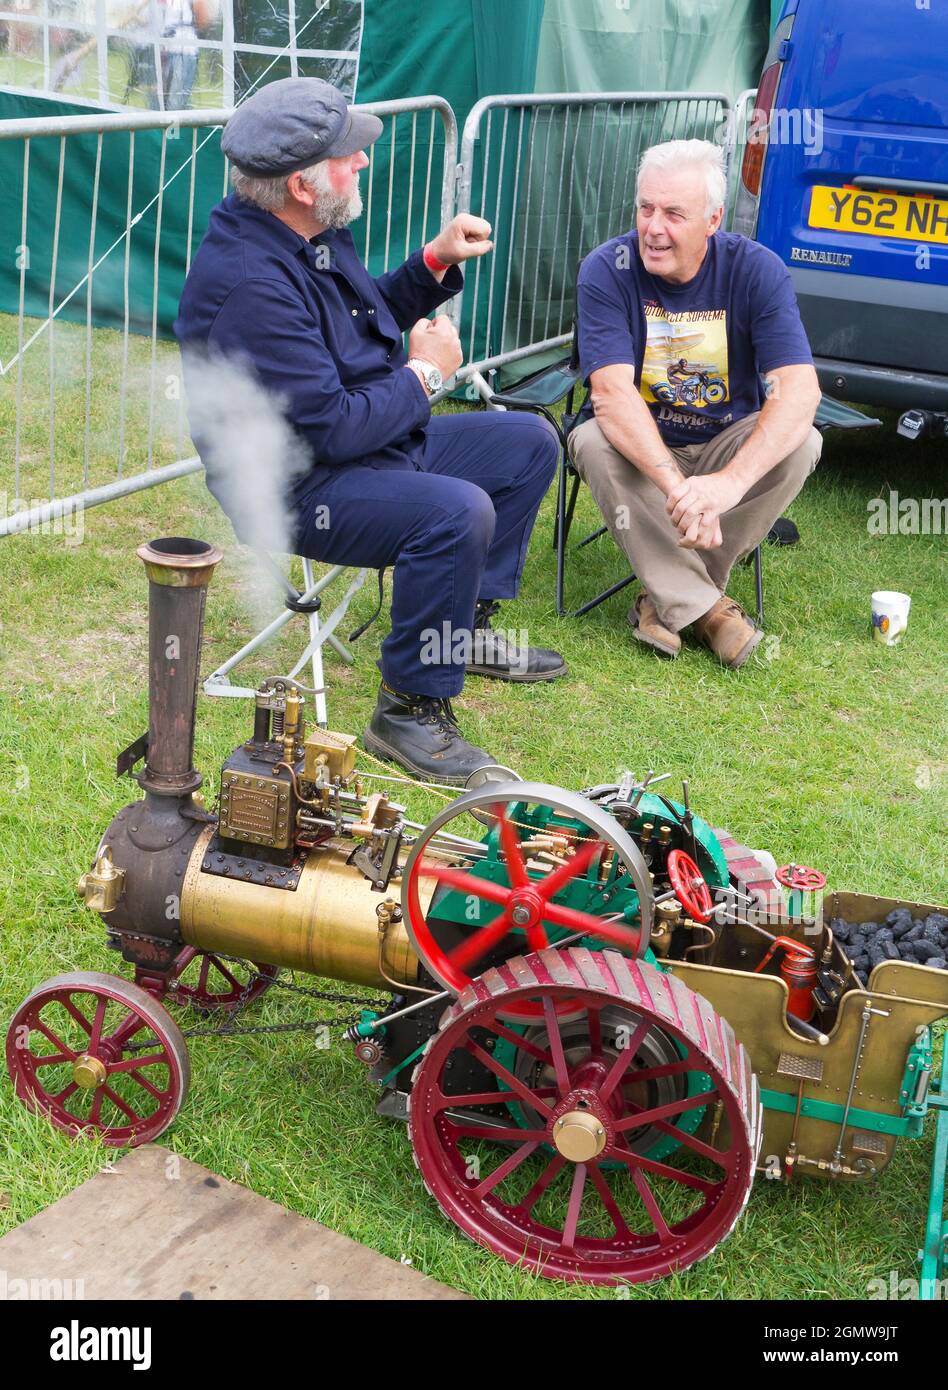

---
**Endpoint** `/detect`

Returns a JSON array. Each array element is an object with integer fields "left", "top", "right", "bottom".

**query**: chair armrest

[
  {"left": 814, "top": 394, "right": 882, "bottom": 432},
  {"left": 490, "top": 356, "right": 582, "bottom": 407},
  {"left": 488, "top": 395, "right": 565, "bottom": 445}
]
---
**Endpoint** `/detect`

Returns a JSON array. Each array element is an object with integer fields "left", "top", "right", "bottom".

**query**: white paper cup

[{"left": 871, "top": 590, "right": 911, "bottom": 645}]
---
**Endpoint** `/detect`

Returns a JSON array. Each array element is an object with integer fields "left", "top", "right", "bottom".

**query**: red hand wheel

[
  {"left": 776, "top": 864, "right": 827, "bottom": 891},
  {"left": 666, "top": 850, "right": 714, "bottom": 924}
]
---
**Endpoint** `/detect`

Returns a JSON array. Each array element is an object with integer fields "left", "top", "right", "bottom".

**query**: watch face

[{"left": 428, "top": 366, "right": 443, "bottom": 391}]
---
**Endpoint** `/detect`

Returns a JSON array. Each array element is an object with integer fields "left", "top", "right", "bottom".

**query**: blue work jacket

[{"left": 174, "top": 192, "right": 463, "bottom": 513}]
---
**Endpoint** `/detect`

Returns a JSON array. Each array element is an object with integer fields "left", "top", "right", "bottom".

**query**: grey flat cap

[{"left": 221, "top": 78, "right": 383, "bottom": 178}]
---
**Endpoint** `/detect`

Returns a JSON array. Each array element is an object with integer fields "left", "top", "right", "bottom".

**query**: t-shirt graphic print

[{"left": 640, "top": 304, "right": 730, "bottom": 413}]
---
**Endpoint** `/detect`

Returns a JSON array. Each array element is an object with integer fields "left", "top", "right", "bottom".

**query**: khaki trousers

[{"left": 567, "top": 412, "right": 822, "bottom": 632}]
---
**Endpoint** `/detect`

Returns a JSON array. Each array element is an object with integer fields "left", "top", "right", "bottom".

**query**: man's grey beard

[
  {"left": 302, "top": 164, "right": 363, "bottom": 229},
  {"left": 313, "top": 184, "right": 363, "bottom": 229}
]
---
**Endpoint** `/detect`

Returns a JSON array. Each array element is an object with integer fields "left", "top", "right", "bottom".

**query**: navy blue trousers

[{"left": 293, "top": 411, "right": 559, "bottom": 697}]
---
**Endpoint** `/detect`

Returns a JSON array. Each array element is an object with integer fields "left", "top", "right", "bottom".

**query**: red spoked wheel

[
  {"left": 667, "top": 849, "right": 714, "bottom": 924},
  {"left": 159, "top": 948, "right": 278, "bottom": 1012},
  {"left": 402, "top": 782, "right": 654, "bottom": 1020},
  {"left": 409, "top": 948, "right": 760, "bottom": 1285},
  {"left": 6, "top": 971, "right": 190, "bottom": 1147},
  {"left": 775, "top": 864, "right": 827, "bottom": 892}
]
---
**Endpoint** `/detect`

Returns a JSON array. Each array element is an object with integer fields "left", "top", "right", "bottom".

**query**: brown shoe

[
  {"left": 628, "top": 591, "right": 680, "bottom": 658},
  {"left": 691, "top": 597, "right": 763, "bottom": 669}
]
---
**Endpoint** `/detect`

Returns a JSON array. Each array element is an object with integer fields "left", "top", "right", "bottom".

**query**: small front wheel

[
  {"left": 6, "top": 971, "right": 190, "bottom": 1146},
  {"left": 161, "top": 948, "right": 277, "bottom": 1012}
]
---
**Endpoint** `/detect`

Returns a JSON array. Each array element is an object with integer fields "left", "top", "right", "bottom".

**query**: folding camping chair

[{"left": 202, "top": 554, "right": 368, "bottom": 727}]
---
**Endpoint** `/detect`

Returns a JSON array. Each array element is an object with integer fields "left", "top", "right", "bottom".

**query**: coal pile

[{"left": 833, "top": 911, "right": 948, "bottom": 987}]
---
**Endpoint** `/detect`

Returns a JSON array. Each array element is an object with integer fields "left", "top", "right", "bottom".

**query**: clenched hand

[
  {"left": 426, "top": 214, "right": 494, "bottom": 266},
  {"left": 408, "top": 314, "right": 463, "bottom": 378}
]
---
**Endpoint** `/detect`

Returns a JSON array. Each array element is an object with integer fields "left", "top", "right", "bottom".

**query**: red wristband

[{"left": 423, "top": 244, "right": 450, "bottom": 274}]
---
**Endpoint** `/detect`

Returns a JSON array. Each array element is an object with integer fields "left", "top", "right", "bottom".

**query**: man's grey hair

[
  {"left": 231, "top": 159, "right": 330, "bottom": 212},
  {"left": 636, "top": 139, "right": 727, "bottom": 218}
]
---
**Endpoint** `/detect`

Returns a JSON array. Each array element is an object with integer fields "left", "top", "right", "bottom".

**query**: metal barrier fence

[
  {"left": 452, "top": 91, "right": 732, "bottom": 399},
  {"left": 724, "top": 88, "right": 758, "bottom": 231},
  {"left": 0, "top": 86, "right": 745, "bottom": 535},
  {"left": 0, "top": 95, "right": 456, "bottom": 538}
]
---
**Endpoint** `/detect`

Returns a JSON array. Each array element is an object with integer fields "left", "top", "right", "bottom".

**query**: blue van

[{"left": 732, "top": 0, "right": 948, "bottom": 432}]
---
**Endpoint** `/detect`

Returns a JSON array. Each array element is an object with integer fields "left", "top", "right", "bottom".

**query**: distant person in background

[{"left": 146, "top": 0, "right": 209, "bottom": 109}]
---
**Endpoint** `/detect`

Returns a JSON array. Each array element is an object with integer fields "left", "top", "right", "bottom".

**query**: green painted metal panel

[
  {"left": 919, "top": 1036, "right": 948, "bottom": 1298},
  {"left": 760, "top": 1087, "right": 922, "bottom": 1138}
]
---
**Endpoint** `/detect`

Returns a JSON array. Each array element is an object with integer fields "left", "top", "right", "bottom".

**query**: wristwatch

[{"left": 406, "top": 358, "right": 444, "bottom": 395}]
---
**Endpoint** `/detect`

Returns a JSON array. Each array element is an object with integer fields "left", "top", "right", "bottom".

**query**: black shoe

[
  {"left": 363, "top": 684, "right": 495, "bottom": 785},
  {"left": 741, "top": 515, "right": 801, "bottom": 565},
  {"left": 465, "top": 601, "right": 568, "bottom": 682},
  {"left": 766, "top": 516, "right": 800, "bottom": 546}
]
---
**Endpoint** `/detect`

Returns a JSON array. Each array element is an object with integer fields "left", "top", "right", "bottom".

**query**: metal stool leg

[
  {"left": 301, "top": 558, "right": 357, "bottom": 666},
  {"left": 576, "top": 524, "right": 608, "bottom": 550},
  {"left": 205, "top": 559, "right": 365, "bottom": 703},
  {"left": 301, "top": 559, "right": 329, "bottom": 727},
  {"left": 283, "top": 559, "right": 367, "bottom": 725}
]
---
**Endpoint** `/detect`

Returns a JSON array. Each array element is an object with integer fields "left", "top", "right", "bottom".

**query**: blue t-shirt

[{"left": 575, "top": 230, "right": 813, "bottom": 447}]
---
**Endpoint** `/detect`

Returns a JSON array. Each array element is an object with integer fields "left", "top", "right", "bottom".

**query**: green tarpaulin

[
  {"left": 536, "top": 0, "right": 767, "bottom": 96},
  {"left": 0, "top": 1, "right": 769, "bottom": 351}
]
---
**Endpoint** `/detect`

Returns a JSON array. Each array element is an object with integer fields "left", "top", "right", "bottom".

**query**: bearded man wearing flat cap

[{"left": 175, "top": 78, "right": 564, "bottom": 783}]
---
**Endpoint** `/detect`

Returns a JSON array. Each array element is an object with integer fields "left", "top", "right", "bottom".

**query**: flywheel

[{"left": 402, "top": 782, "right": 654, "bottom": 1018}]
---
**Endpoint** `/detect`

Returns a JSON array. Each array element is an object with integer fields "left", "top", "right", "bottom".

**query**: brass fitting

[
  {"left": 648, "top": 900, "right": 683, "bottom": 957},
  {"left": 553, "top": 1110, "right": 607, "bottom": 1163},
  {"left": 794, "top": 1153, "right": 870, "bottom": 1179},
  {"left": 77, "top": 846, "right": 126, "bottom": 914},
  {"left": 375, "top": 897, "right": 430, "bottom": 994},
  {"left": 656, "top": 899, "right": 683, "bottom": 929},
  {"left": 351, "top": 793, "right": 399, "bottom": 838},
  {"left": 283, "top": 689, "right": 305, "bottom": 763},
  {"left": 649, "top": 923, "right": 673, "bottom": 957},
  {"left": 303, "top": 728, "right": 357, "bottom": 784}
]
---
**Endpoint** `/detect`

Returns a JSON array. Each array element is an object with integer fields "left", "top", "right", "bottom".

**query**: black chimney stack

[{"left": 136, "top": 538, "right": 223, "bottom": 797}]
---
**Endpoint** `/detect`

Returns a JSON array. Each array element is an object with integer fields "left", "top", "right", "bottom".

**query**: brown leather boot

[
  {"left": 628, "top": 591, "right": 681, "bottom": 657},
  {"left": 692, "top": 597, "right": 763, "bottom": 669}
]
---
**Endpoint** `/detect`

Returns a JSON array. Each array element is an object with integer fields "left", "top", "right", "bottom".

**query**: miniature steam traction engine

[{"left": 7, "top": 539, "right": 948, "bottom": 1290}]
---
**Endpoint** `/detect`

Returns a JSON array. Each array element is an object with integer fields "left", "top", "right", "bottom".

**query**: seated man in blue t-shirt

[{"left": 569, "top": 139, "right": 822, "bottom": 668}]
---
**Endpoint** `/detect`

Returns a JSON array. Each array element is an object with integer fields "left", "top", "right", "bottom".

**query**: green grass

[{"left": 0, "top": 311, "right": 946, "bottom": 1299}]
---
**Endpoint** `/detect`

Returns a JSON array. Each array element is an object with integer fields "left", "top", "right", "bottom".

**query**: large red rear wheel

[
  {"left": 6, "top": 971, "right": 190, "bottom": 1147},
  {"left": 409, "top": 948, "right": 760, "bottom": 1284}
]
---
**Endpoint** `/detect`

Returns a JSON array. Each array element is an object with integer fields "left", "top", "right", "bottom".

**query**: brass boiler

[{"left": 178, "top": 825, "right": 432, "bottom": 992}]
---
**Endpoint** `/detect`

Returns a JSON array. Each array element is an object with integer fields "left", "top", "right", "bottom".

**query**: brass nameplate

[{"left": 220, "top": 770, "right": 291, "bottom": 849}]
